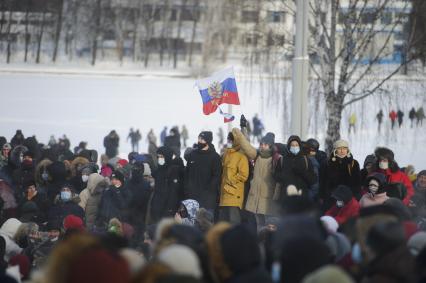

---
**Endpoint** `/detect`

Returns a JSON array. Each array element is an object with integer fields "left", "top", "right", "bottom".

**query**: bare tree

[
  {"left": 309, "top": 0, "right": 417, "bottom": 152},
  {"left": 187, "top": 0, "right": 199, "bottom": 67},
  {"left": 24, "top": 0, "right": 32, "bottom": 62},
  {"left": 52, "top": 0, "right": 64, "bottom": 62},
  {"left": 91, "top": 0, "right": 102, "bottom": 65},
  {"left": 36, "top": 3, "right": 47, "bottom": 64}
]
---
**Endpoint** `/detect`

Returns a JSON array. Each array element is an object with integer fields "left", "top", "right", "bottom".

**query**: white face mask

[
  {"left": 336, "top": 200, "right": 345, "bottom": 208},
  {"left": 379, "top": 161, "right": 389, "bottom": 170},
  {"left": 226, "top": 142, "right": 233, "bottom": 149},
  {"left": 158, "top": 157, "right": 165, "bottom": 166},
  {"left": 368, "top": 179, "right": 379, "bottom": 194},
  {"left": 82, "top": 175, "right": 89, "bottom": 183}
]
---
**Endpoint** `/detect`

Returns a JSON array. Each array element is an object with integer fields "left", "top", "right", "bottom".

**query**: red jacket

[
  {"left": 389, "top": 111, "right": 397, "bottom": 121},
  {"left": 377, "top": 168, "right": 414, "bottom": 205},
  {"left": 325, "top": 197, "right": 360, "bottom": 225}
]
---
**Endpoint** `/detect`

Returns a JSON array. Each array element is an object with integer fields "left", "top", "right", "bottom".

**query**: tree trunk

[
  {"left": 132, "top": 8, "right": 139, "bottom": 62},
  {"left": 173, "top": 0, "right": 186, "bottom": 68},
  {"left": 325, "top": 94, "right": 344, "bottom": 154},
  {"left": 5, "top": 7, "right": 12, "bottom": 63},
  {"left": 36, "top": 9, "right": 47, "bottom": 64},
  {"left": 24, "top": 0, "right": 31, "bottom": 62},
  {"left": 91, "top": 0, "right": 102, "bottom": 66},
  {"left": 188, "top": 9, "right": 197, "bottom": 67},
  {"left": 52, "top": 0, "right": 64, "bottom": 62}
]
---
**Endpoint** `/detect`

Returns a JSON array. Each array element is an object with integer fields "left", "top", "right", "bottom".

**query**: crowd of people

[{"left": 0, "top": 114, "right": 426, "bottom": 283}]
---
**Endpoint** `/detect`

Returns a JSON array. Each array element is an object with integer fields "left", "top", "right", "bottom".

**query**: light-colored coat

[
  {"left": 79, "top": 173, "right": 110, "bottom": 229},
  {"left": 359, "top": 192, "right": 389, "bottom": 208},
  {"left": 245, "top": 155, "right": 279, "bottom": 215}
]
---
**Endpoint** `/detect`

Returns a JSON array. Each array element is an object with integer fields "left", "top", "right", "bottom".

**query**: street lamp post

[{"left": 291, "top": 0, "right": 309, "bottom": 140}]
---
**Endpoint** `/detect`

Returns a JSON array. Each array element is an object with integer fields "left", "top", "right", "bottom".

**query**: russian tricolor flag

[{"left": 196, "top": 67, "right": 240, "bottom": 115}]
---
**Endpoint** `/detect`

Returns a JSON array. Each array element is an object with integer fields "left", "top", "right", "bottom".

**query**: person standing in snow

[
  {"left": 409, "top": 107, "right": 417, "bottom": 128},
  {"left": 103, "top": 130, "right": 120, "bottom": 159},
  {"left": 160, "top": 126, "right": 168, "bottom": 146},
  {"left": 348, "top": 113, "right": 357, "bottom": 134},
  {"left": 417, "top": 106, "right": 425, "bottom": 126},
  {"left": 389, "top": 110, "right": 397, "bottom": 130},
  {"left": 376, "top": 109, "right": 384, "bottom": 132},
  {"left": 397, "top": 109, "right": 404, "bottom": 128},
  {"left": 181, "top": 125, "right": 189, "bottom": 148},
  {"left": 164, "top": 127, "right": 181, "bottom": 158},
  {"left": 252, "top": 114, "right": 264, "bottom": 143}
]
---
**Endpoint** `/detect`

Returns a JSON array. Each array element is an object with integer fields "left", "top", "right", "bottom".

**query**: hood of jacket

[
  {"left": 86, "top": 173, "right": 108, "bottom": 194},
  {"left": 0, "top": 218, "right": 22, "bottom": 239}
]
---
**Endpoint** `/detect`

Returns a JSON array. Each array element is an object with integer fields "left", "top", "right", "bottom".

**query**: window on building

[
  {"left": 361, "top": 11, "right": 376, "bottom": 24},
  {"left": 241, "top": 11, "right": 258, "bottom": 23},
  {"left": 267, "top": 11, "right": 285, "bottom": 23},
  {"left": 381, "top": 12, "right": 392, "bottom": 25}
]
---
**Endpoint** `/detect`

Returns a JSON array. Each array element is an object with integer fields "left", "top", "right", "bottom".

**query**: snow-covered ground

[{"left": 0, "top": 69, "right": 425, "bottom": 170}]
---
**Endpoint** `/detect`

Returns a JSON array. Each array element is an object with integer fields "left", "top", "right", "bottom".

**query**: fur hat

[
  {"left": 198, "top": 131, "right": 213, "bottom": 144},
  {"left": 333, "top": 139, "right": 349, "bottom": 149},
  {"left": 2, "top": 143, "right": 11, "bottom": 150},
  {"left": 157, "top": 244, "right": 202, "bottom": 279},
  {"left": 374, "top": 147, "right": 394, "bottom": 162},
  {"left": 260, "top": 132, "right": 275, "bottom": 147}
]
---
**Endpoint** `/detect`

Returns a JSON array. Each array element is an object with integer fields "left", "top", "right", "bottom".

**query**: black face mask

[{"left": 197, "top": 142, "right": 207, "bottom": 150}]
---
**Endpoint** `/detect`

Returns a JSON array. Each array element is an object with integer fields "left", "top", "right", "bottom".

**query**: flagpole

[{"left": 228, "top": 103, "right": 232, "bottom": 132}]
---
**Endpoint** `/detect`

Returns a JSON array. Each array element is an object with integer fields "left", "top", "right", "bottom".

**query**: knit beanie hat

[
  {"left": 111, "top": 171, "right": 125, "bottom": 184},
  {"left": 260, "top": 132, "right": 275, "bottom": 147},
  {"left": 198, "top": 131, "right": 213, "bottom": 144},
  {"left": 331, "top": 185, "right": 353, "bottom": 204},
  {"left": 63, "top": 215, "right": 85, "bottom": 231}
]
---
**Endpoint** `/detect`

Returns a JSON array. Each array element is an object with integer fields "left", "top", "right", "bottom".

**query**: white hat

[
  {"left": 320, "top": 216, "right": 339, "bottom": 233},
  {"left": 157, "top": 244, "right": 202, "bottom": 279},
  {"left": 407, "top": 231, "right": 426, "bottom": 256},
  {"left": 333, "top": 139, "right": 349, "bottom": 149}
]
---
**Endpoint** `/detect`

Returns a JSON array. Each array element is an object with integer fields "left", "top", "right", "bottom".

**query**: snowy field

[{"left": 0, "top": 69, "right": 425, "bottom": 170}]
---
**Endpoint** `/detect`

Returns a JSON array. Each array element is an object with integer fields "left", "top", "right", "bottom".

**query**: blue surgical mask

[
  {"left": 61, "top": 191, "right": 71, "bottom": 201},
  {"left": 290, "top": 146, "right": 300, "bottom": 155},
  {"left": 42, "top": 172, "right": 49, "bottom": 181},
  {"left": 351, "top": 242, "right": 363, "bottom": 264}
]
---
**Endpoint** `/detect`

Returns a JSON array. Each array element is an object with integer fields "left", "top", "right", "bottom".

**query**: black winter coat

[
  {"left": 126, "top": 173, "right": 152, "bottom": 228},
  {"left": 103, "top": 135, "right": 119, "bottom": 158},
  {"left": 321, "top": 154, "right": 361, "bottom": 200},
  {"left": 150, "top": 163, "right": 183, "bottom": 223},
  {"left": 97, "top": 185, "right": 131, "bottom": 226},
  {"left": 184, "top": 146, "right": 222, "bottom": 210},
  {"left": 274, "top": 152, "right": 317, "bottom": 197},
  {"left": 164, "top": 135, "right": 181, "bottom": 157},
  {"left": 12, "top": 163, "right": 35, "bottom": 201},
  {"left": 47, "top": 198, "right": 85, "bottom": 230}
]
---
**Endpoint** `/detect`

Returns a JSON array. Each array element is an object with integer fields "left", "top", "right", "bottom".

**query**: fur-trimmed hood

[
  {"left": 0, "top": 218, "right": 22, "bottom": 239},
  {"left": 9, "top": 145, "right": 28, "bottom": 167},
  {"left": 70, "top": 157, "right": 90, "bottom": 177},
  {"left": 35, "top": 158, "right": 53, "bottom": 185},
  {"left": 205, "top": 222, "right": 232, "bottom": 282},
  {"left": 86, "top": 173, "right": 109, "bottom": 194}
]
